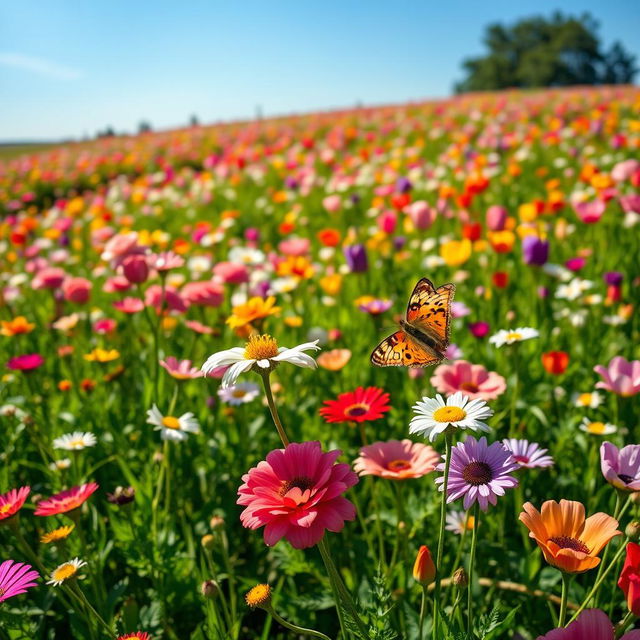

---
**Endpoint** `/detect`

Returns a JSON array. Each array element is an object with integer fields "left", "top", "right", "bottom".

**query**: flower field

[{"left": 1, "top": 85, "right": 640, "bottom": 639}]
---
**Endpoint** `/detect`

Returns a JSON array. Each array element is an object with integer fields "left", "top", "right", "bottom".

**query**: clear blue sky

[{"left": 1, "top": 0, "right": 638, "bottom": 141}]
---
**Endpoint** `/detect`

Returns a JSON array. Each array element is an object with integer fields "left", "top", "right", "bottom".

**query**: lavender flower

[
  {"left": 601, "top": 442, "right": 640, "bottom": 491},
  {"left": 502, "top": 439, "right": 554, "bottom": 469}
]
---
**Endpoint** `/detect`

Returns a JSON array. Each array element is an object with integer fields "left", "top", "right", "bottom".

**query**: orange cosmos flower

[
  {"left": 317, "top": 349, "right": 352, "bottom": 371},
  {"left": 0, "top": 316, "right": 35, "bottom": 337},
  {"left": 226, "top": 296, "right": 281, "bottom": 329},
  {"left": 276, "top": 255, "right": 314, "bottom": 280},
  {"left": 519, "top": 499, "right": 620, "bottom": 573}
]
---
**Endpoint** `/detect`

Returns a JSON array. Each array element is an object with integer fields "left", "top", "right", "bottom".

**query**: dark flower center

[
  {"left": 279, "top": 476, "right": 315, "bottom": 496},
  {"left": 345, "top": 404, "right": 368, "bottom": 418},
  {"left": 512, "top": 455, "right": 529, "bottom": 464},
  {"left": 548, "top": 536, "right": 590, "bottom": 554},
  {"left": 618, "top": 474, "right": 635, "bottom": 484},
  {"left": 460, "top": 382, "right": 479, "bottom": 393},
  {"left": 387, "top": 459, "right": 412, "bottom": 472},
  {"left": 462, "top": 461, "right": 493, "bottom": 485}
]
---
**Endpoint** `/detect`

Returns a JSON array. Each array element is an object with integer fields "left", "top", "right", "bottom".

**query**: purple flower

[
  {"left": 0, "top": 560, "right": 39, "bottom": 603},
  {"left": 600, "top": 442, "right": 640, "bottom": 491},
  {"left": 358, "top": 299, "right": 392, "bottom": 315},
  {"left": 435, "top": 436, "right": 519, "bottom": 511},
  {"left": 395, "top": 177, "right": 412, "bottom": 193},
  {"left": 451, "top": 302, "right": 471, "bottom": 318},
  {"left": 393, "top": 236, "right": 406, "bottom": 250},
  {"left": 603, "top": 271, "right": 623, "bottom": 286},
  {"left": 522, "top": 236, "right": 549, "bottom": 266},
  {"left": 343, "top": 244, "right": 368, "bottom": 273},
  {"left": 502, "top": 439, "right": 554, "bottom": 469}
]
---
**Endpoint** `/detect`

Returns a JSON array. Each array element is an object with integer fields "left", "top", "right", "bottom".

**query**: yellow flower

[
  {"left": 518, "top": 202, "right": 539, "bottom": 222},
  {"left": 41, "top": 525, "right": 75, "bottom": 544},
  {"left": 440, "top": 238, "right": 472, "bottom": 266},
  {"left": 284, "top": 316, "right": 303, "bottom": 328},
  {"left": 226, "top": 296, "right": 281, "bottom": 330},
  {"left": 276, "top": 256, "right": 314, "bottom": 280},
  {"left": 84, "top": 348, "right": 120, "bottom": 363},
  {"left": 319, "top": 274, "right": 342, "bottom": 296},
  {"left": 1, "top": 316, "right": 35, "bottom": 337}
]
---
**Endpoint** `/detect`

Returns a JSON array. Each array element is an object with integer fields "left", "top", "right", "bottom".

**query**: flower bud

[
  {"left": 630, "top": 492, "right": 640, "bottom": 506},
  {"left": 626, "top": 521, "right": 640, "bottom": 541},
  {"left": 201, "top": 580, "right": 219, "bottom": 599},
  {"left": 210, "top": 515, "right": 225, "bottom": 530},
  {"left": 412, "top": 545, "right": 436, "bottom": 586},
  {"left": 453, "top": 567, "right": 468, "bottom": 588},
  {"left": 201, "top": 534, "right": 215, "bottom": 550}
]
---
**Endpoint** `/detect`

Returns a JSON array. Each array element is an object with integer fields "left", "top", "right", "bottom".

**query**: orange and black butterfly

[{"left": 370, "top": 278, "right": 455, "bottom": 368}]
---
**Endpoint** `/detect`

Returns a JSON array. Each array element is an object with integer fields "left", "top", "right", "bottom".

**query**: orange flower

[
  {"left": 519, "top": 499, "right": 620, "bottom": 573},
  {"left": 413, "top": 545, "right": 436, "bottom": 586},
  {"left": 541, "top": 351, "right": 569, "bottom": 375},
  {"left": 276, "top": 256, "right": 314, "bottom": 280},
  {"left": 226, "top": 296, "right": 281, "bottom": 329},
  {"left": 317, "top": 228, "right": 341, "bottom": 247},
  {"left": 317, "top": 349, "right": 352, "bottom": 371},
  {"left": 1, "top": 316, "right": 35, "bottom": 337}
]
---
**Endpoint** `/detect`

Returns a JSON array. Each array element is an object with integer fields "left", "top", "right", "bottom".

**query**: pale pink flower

[
  {"left": 574, "top": 200, "right": 606, "bottom": 224},
  {"left": 354, "top": 439, "right": 440, "bottom": 480},
  {"left": 405, "top": 200, "right": 435, "bottom": 230},
  {"left": 212, "top": 262, "right": 249, "bottom": 284},
  {"left": 32, "top": 267, "right": 66, "bottom": 290},
  {"left": 149, "top": 251, "right": 185, "bottom": 272},
  {"left": 159, "top": 357, "right": 204, "bottom": 380},
  {"left": 62, "top": 277, "right": 92, "bottom": 304},
  {"left": 322, "top": 195, "right": 342, "bottom": 213},
  {"left": 278, "top": 238, "right": 310, "bottom": 256},
  {"left": 144, "top": 286, "right": 188, "bottom": 314},
  {"left": 594, "top": 356, "right": 640, "bottom": 396},
  {"left": 430, "top": 360, "right": 507, "bottom": 401},
  {"left": 101, "top": 232, "right": 146, "bottom": 267},
  {"left": 181, "top": 281, "right": 224, "bottom": 307},
  {"left": 112, "top": 297, "right": 145, "bottom": 313}
]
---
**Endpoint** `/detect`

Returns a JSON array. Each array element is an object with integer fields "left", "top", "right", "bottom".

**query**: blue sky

[{"left": 1, "top": 1, "right": 638, "bottom": 141}]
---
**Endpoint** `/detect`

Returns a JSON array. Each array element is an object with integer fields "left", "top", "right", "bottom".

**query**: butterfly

[{"left": 370, "top": 278, "right": 455, "bottom": 367}]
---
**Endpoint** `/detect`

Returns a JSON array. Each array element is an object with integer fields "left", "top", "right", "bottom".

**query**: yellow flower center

[
  {"left": 244, "top": 334, "right": 279, "bottom": 361},
  {"left": 506, "top": 332, "right": 522, "bottom": 341},
  {"left": 162, "top": 416, "right": 181, "bottom": 430},
  {"left": 245, "top": 583, "right": 272, "bottom": 608},
  {"left": 387, "top": 459, "right": 412, "bottom": 472},
  {"left": 0, "top": 503, "right": 12, "bottom": 515},
  {"left": 587, "top": 421, "right": 606, "bottom": 434},
  {"left": 433, "top": 406, "right": 467, "bottom": 423},
  {"left": 69, "top": 439, "right": 85, "bottom": 448},
  {"left": 52, "top": 563, "right": 78, "bottom": 582},
  {"left": 578, "top": 393, "right": 592, "bottom": 405},
  {"left": 232, "top": 390, "right": 247, "bottom": 398}
]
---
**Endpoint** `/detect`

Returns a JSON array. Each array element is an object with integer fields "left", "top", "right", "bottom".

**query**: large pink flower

[
  {"left": 536, "top": 608, "right": 640, "bottom": 639},
  {"left": 594, "top": 356, "right": 640, "bottom": 397},
  {"left": 430, "top": 360, "right": 507, "bottom": 401},
  {"left": 354, "top": 439, "right": 439, "bottom": 480},
  {"left": 237, "top": 442, "right": 358, "bottom": 549}
]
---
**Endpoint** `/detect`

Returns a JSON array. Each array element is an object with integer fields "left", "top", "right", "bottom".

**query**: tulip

[
  {"left": 413, "top": 545, "right": 436, "bottom": 586},
  {"left": 122, "top": 254, "right": 149, "bottom": 284},
  {"left": 618, "top": 542, "right": 640, "bottom": 616},
  {"left": 486, "top": 205, "right": 508, "bottom": 231},
  {"left": 62, "top": 277, "right": 92, "bottom": 304},
  {"left": 522, "top": 236, "right": 549, "bottom": 266},
  {"left": 541, "top": 351, "right": 569, "bottom": 375},
  {"left": 343, "top": 245, "right": 368, "bottom": 273}
]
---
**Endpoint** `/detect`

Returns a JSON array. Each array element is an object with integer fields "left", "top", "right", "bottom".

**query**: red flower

[
  {"left": 34, "top": 483, "right": 99, "bottom": 517},
  {"left": 7, "top": 354, "right": 44, "bottom": 371},
  {"left": 118, "top": 633, "right": 151, "bottom": 640},
  {"left": 619, "top": 542, "right": 640, "bottom": 616},
  {"left": 492, "top": 272, "right": 509, "bottom": 288},
  {"left": 319, "top": 386, "right": 390, "bottom": 424},
  {"left": 0, "top": 486, "right": 30, "bottom": 521},
  {"left": 541, "top": 351, "right": 569, "bottom": 375}
]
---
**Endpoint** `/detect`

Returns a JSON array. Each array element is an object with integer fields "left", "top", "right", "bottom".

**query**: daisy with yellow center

[
  {"left": 47, "top": 558, "right": 86, "bottom": 586},
  {"left": 572, "top": 391, "right": 602, "bottom": 408},
  {"left": 579, "top": 417, "right": 617, "bottom": 436},
  {"left": 409, "top": 392, "right": 494, "bottom": 442},
  {"left": 146, "top": 405, "right": 200, "bottom": 442},
  {"left": 201, "top": 335, "right": 320, "bottom": 389},
  {"left": 217, "top": 382, "right": 261, "bottom": 406},
  {"left": 83, "top": 348, "right": 120, "bottom": 363},
  {"left": 226, "top": 296, "right": 281, "bottom": 329},
  {"left": 245, "top": 583, "right": 272, "bottom": 609},
  {"left": 488, "top": 327, "right": 539, "bottom": 348},
  {"left": 41, "top": 525, "right": 75, "bottom": 544},
  {"left": 53, "top": 431, "right": 97, "bottom": 451}
]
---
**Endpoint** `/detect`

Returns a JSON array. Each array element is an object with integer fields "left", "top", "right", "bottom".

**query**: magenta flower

[
  {"left": 7, "top": 354, "right": 44, "bottom": 371},
  {"left": 468, "top": 322, "right": 490, "bottom": 338},
  {"left": 594, "top": 357, "right": 640, "bottom": 396},
  {"left": 536, "top": 608, "right": 640, "bottom": 640},
  {"left": 430, "top": 360, "right": 507, "bottom": 401},
  {"left": 0, "top": 560, "right": 39, "bottom": 603},
  {"left": 112, "top": 297, "right": 145, "bottom": 314},
  {"left": 435, "top": 436, "right": 519, "bottom": 511},
  {"left": 502, "top": 439, "right": 554, "bottom": 469},
  {"left": 0, "top": 486, "right": 31, "bottom": 521},
  {"left": 149, "top": 251, "right": 185, "bottom": 272},
  {"left": 600, "top": 442, "right": 640, "bottom": 491},
  {"left": 144, "top": 286, "right": 189, "bottom": 314},
  {"left": 237, "top": 441, "right": 358, "bottom": 549}
]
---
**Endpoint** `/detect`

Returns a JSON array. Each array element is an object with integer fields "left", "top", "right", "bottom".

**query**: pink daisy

[
  {"left": 0, "top": 560, "right": 39, "bottom": 603},
  {"left": 502, "top": 439, "right": 554, "bottom": 469},
  {"left": 430, "top": 360, "right": 507, "bottom": 401},
  {"left": 0, "top": 486, "right": 31, "bottom": 521},
  {"left": 353, "top": 439, "right": 440, "bottom": 480},
  {"left": 237, "top": 441, "right": 358, "bottom": 549},
  {"left": 159, "top": 357, "right": 204, "bottom": 380},
  {"left": 34, "top": 483, "right": 99, "bottom": 517}
]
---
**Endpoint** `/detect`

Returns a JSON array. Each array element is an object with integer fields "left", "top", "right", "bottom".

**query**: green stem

[
  {"left": 268, "top": 608, "right": 332, "bottom": 640},
  {"left": 433, "top": 430, "right": 453, "bottom": 638},
  {"left": 467, "top": 503, "right": 480, "bottom": 636},
  {"left": 67, "top": 581, "right": 116, "bottom": 637},
  {"left": 615, "top": 610, "right": 636, "bottom": 639},
  {"left": 260, "top": 372, "right": 290, "bottom": 446},
  {"left": 558, "top": 573, "right": 571, "bottom": 627},
  {"left": 418, "top": 586, "right": 428, "bottom": 640}
]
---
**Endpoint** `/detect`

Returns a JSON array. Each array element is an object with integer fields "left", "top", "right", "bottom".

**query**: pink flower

[
  {"left": 536, "top": 608, "right": 640, "bottom": 640},
  {"left": 430, "top": 360, "right": 507, "bottom": 401},
  {"left": 278, "top": 238, "right": 310, "bottom": 256},
  {"left": 144, "top": 286, "right": 188, "bottom": 314},
  {"left": 573, "top": 200, "right": 606, "bottom": 224},
  {"left": 93, "top": 318, "right": 117, "bottom": 334},
  {"left": 468, "top": 322, "right": 490, "bottom": 338},
  {"left": 594, "top": 356, "right": 640, "bottom": 397},
  {"left": 62, "top": 277, "right": 92, "bottom": 304},
  {"left": 7, "top": 354, "right": 44, "bottom": 371},
  {"left": 237, "top": 441, "right": 358, "bottom": 549},
  {"left": 378, "top": 210, "right": 397, "bottom": 233},
  {"left": 405, "top": 201, "right": 435, "bottom": 230},
  {"left": 148, "top": 251, "right": 185, "bottom": 272},
  {"left": 32, "top": 267, "right": 66, "bottom": 290},
  {"left": 353, "top": 439, "right": 440, "bottom": 480},
  {"left": 185, "top": 320, "right": 216, "bottom": 335},
  {"left": 0, "top": 560, "right": 39, "bottom": 603},
  {"left": 121, "top": 254, "right": 149, "bottom": 284},
  {"left": 101, "top": 232, "right": 146, "bottom": 267},
  {"left": 181, "top": 281, "right": 224, "bottom": 307},
  {"left": 159, "top": 357, "right": 204, "bottom": 380},
  {"left": 486, "top": 205, "right": 508, "bottom": 231},
  {"left": 611, "top": 159, "right": 640, "bottom": 183},
  {"left": 213, "top": 262, "right": 249, "bottom": 285},
  {"left": 103, "top": 276, "right": 131, "bottom": 293},
  {"left": 322, "top": 195, "right": 342, "bottom": 213},
  {"left": 112, "top": 297, "right": 145, "bottom": 314}
]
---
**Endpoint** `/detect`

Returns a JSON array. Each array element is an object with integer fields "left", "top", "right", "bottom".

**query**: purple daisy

[
  {"left": 435, "top": 436, "right": 519, "bottom": 511},
  {"left": 600, "top": 442, "right": 640, "bottom": 491},
  {"left": 502, "top": 438, "right": 554, "bottom": 469},
  {"left": 0, "top": 559, "right": 39, "bottom": 603}
]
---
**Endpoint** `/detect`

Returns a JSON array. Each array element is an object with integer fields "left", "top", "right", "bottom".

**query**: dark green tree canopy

[{"left": 455, "top": 13, "right": 637, "bottom": 93}]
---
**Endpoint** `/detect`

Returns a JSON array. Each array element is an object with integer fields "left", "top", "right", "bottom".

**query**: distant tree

[
  {"left": 455, "top": 13, "right": 637, "bottom": 93},
  {"left": 138, "top": 120, "right": 153, "bottom": 134},
  {"left": 189, "top": 114, "right": 200, "bottom": 127},
  {"left": 97, "top": 126, "right": 116, "bottom": 139}
]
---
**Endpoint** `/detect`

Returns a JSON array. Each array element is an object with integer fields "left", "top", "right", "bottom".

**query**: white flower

[
  {"left": 49, "top": 458, "right": 72, "bottom": 471},
  {"left": 488, "top": 327, "right": 539, "bottom": 348},
  {"left": 445, "top": 510, "right": 475, "bottom": 535},
  {"left": 542, "top": 263, "right": 572, "bottom": 281},
  {"left": 556, "top": 278, "right": 593, "bottom": 301},
  {"left": 228, "top": 246, "right": 265, "bottom": 266},
  {"left": 579, "top": 417, "right": 617, "bottom": 436},
  {"left": 146, "top": 404, "right": 200, "bottom": 442},
  {"left": 53, "top": 431, "right": 97, "bottom": 451},
  {"left": 409, "top": 392, "right": 493, "bottom": 442},
  {"left": 218, "top": 382, "right": 261, "bottom": 406},
  {"left": 572, "top": 391, "right": 602, "bottom": 409},
  {"left": 269, "top": 277, "right": 299, "bottom": 294},
  {"left": 47, "top": 558, "right": 87, "bottom": 586},
  {"left": 0, "top": 404, "right": 27, "bottom": 420},
  {"left": 201, "top": 335, "right": 320, "bottom": 389}
]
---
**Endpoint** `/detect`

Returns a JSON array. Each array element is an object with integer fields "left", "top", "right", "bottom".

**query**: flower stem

[
  {"left": 260, "top": 372, "right": 290, "bottom": 446},
  {"left": 418, "top": 585, "right": 428, "bottom": 640},
  {"left": 268, "top": 608, "right": 332, "bottom": 640},
  {"left": 467, "top": 503, "right": 480, "bottom": 636},
  {"left": 615, "top": 610, "right": 636, "bottom": 639},
  {"left": 432, "top": 430, "right": 453, "bottom": 638},
  {"left": 558, "top": 573, "right": 571, "bottom": 627}
]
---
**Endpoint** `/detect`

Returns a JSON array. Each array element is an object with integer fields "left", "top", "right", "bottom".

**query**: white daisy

[
  {"left": 53, "top": 431, "right": 97, "bottom": 451},
  {"left": 556, "top": 278, "right": 593, "bottom": 301},
  {"left": 146, "top": 404, "right": 200, "bottom": 442},
  {"left": 228, "top": 246, "right": 265, "bottom": 266},
  {"left": 47, "top": 558, "right": 87, "bottom": 586},
  {"left": 445, "top": 510, "right": 475, "bottom": 535},
  {"left": 49, "top": 458, "right": 72, "bottom": 471},
  {"left": 488, "top": 327, "right": 539, "bottom": 348},
  {"left": 409, "top": 392, "right": 493, "bottom": 442},
  {"left": 201, "top": 335, "right": 320, "bottom": 389},
  {"left": 579, "top": 417, "right": 617, "bottom": 436},
  {"left": 218, "top": 382, "right": 261, "bottom": 406},
  {"left": 572, "top": 391, "right": 602, "bottom": 409}
]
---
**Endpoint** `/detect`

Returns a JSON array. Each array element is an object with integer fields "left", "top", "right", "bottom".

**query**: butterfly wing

[
  {"left": 405, "top": 278, "right": 455, "bottom": 347},
  {"left": 370, "top": 330, "right": 442, "bottom": 368}
]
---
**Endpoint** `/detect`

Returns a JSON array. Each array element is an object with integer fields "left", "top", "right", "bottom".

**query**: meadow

[{"left": 0, "top": 85, "right": 639, "bottom": 639}]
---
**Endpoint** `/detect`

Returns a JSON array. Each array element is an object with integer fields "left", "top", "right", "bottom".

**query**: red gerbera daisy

[
  {"left": 319, "top": 386, "right": 390, "bottom": 424},
  {"left": 0, "top": 486, "right": 30, "bottom": 521},
  {"left": 118, "top": 633, "right": 151, "bottom": 640},
  {"left": 34, "top": 483, "right": 99, "bottom": 517}
]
